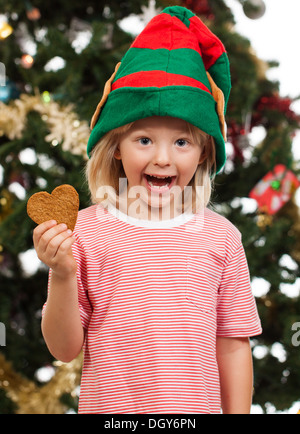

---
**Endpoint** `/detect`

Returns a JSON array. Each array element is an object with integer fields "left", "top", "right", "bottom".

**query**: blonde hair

[{"left": 86, "top": 120, "right": 216, "bottom": 213}]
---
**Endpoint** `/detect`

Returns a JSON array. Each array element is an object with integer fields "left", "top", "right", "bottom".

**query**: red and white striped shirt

[{"left": 51, "top": 204, "right": 262, "bottom": 414}]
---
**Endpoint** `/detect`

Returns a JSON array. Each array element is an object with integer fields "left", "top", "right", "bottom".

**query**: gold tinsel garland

[
  {"left": 0, "top": 353, "right": 83, "bottom": 414},
  {"left": 0, "top": 93, "right": 90, "bottom": 158}
]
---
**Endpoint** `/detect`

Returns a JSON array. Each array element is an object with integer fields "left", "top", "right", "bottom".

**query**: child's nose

[{"left": 153, "top": 144, "right": 172, "bottom": 167}]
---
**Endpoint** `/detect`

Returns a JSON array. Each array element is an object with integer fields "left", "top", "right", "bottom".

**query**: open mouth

[{"left": 144, "top": 174, "right": 176, "bottom": 191}]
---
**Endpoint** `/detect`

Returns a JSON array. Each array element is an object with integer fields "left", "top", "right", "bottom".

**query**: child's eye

[
  {"left": 139, "top": 137, "right": 152, "bottom": 146},
  {"left": 176, "top": 139, "right": 189, "bottom": 148}
]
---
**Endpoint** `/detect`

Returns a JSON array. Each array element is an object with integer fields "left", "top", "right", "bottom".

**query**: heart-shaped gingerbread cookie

[{"left": 27, "top": 184, "right": 79, "bottom": 231}]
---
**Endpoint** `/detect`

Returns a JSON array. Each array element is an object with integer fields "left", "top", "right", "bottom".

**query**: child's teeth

[
  {"left": 148, "top": 181, "right": 170, "bottom": 189},
  {"left": 146, "top": 175, "right": 174, "bottom": 190}
]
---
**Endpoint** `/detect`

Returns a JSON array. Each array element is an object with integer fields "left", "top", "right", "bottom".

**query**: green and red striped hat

[{"left": 87, "top": 6, "right": 231, "bottom": 173}]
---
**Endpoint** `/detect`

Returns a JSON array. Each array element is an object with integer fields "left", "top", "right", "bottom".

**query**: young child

[{"left": 34, "top": 6, "right": 262, "bottom": 414}]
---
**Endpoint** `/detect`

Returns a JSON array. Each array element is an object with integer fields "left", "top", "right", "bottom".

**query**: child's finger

[
  {"left": 44, "top": 229, "right": 73, "bottom": 259},
  {"left": 37, "top": 224, "right": 69, "bottom": 253},
  {"left": 55, "top": 235, "right": 76, "bottom": 258},
  {"left": 33, "top": 220, "right": 57, "bottom": 245}
]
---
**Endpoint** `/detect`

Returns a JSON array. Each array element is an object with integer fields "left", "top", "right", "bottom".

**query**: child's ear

[
  {"left": 114, "top": 147, "right": 121, "bottom": 160},
  {"left": 198, "top": 150, "right": 207, "bottom": 165}
]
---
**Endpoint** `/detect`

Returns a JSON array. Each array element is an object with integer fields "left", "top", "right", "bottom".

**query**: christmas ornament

[
  {"left": 243, "top": 0, "right": 266, "bottom": 20},
  {"left": 42, "top": 91, "right": 51, "bottom": 103},
  {"left": 0, "top": 21, "right": 13, "bottom": 39},
  {"left": 21, "top": 54, "right": 34, "bottom": 69},
  {"left": 0, "top": 85, "right": 12, "bottom": 103},
  {"left": 0, "top": 189, "right": 13, "bottom": 223},
  {"left": 256, "top": 212, "right": 273, "bottom": 228},
  {"left": 25, "top": 1, "right": 41, "bottom": 21},
  {"left": 0, "top": 80, "right": 20, "bottom": 103},
  {"left": 26, "top": 7, "right": 41, "bottom": 21},
  {"left": 183, "top": 0, "right": 213, "bottom": 18},
  {"left": 249, "top": 164, "right": 300, "bottom": 215}
]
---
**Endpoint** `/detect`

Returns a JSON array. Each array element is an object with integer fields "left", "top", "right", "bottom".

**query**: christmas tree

[{"left": 0, "top": 0, "right": 300, "bottom": 413}]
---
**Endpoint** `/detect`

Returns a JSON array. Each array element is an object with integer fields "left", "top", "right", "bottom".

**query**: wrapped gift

[{"left": 249, "top": 164, "right": 300, "bottom": 215}]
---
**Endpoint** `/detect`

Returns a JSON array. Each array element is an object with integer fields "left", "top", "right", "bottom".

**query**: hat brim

[{"left": 87, "top": 86, "right": 226, "bottom": 174}]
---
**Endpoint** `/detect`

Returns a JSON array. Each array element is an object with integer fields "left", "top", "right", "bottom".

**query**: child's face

[{"left": 115, "top": 116, "right": 204, "bottom": 216}]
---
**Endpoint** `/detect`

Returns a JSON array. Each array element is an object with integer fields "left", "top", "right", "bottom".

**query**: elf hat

[{"left": 87, "top": 6, "right": 231, "bottom": 174}]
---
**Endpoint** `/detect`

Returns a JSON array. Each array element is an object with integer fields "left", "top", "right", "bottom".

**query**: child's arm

[
  {"left": 33, "top": 220, "right": 84, "bottom": 363},
  {"left": 216, "top": 336, "right": 254, "bottom": 414}
]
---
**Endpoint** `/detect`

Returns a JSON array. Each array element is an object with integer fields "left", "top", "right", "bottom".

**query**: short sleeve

[{"left": 216, "top": 239, "right": 262, "bottom": 337}]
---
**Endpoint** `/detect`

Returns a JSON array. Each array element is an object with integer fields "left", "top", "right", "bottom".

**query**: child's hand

[{"left": 33, "top": 220, "right": 77, "bottom": 280}]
